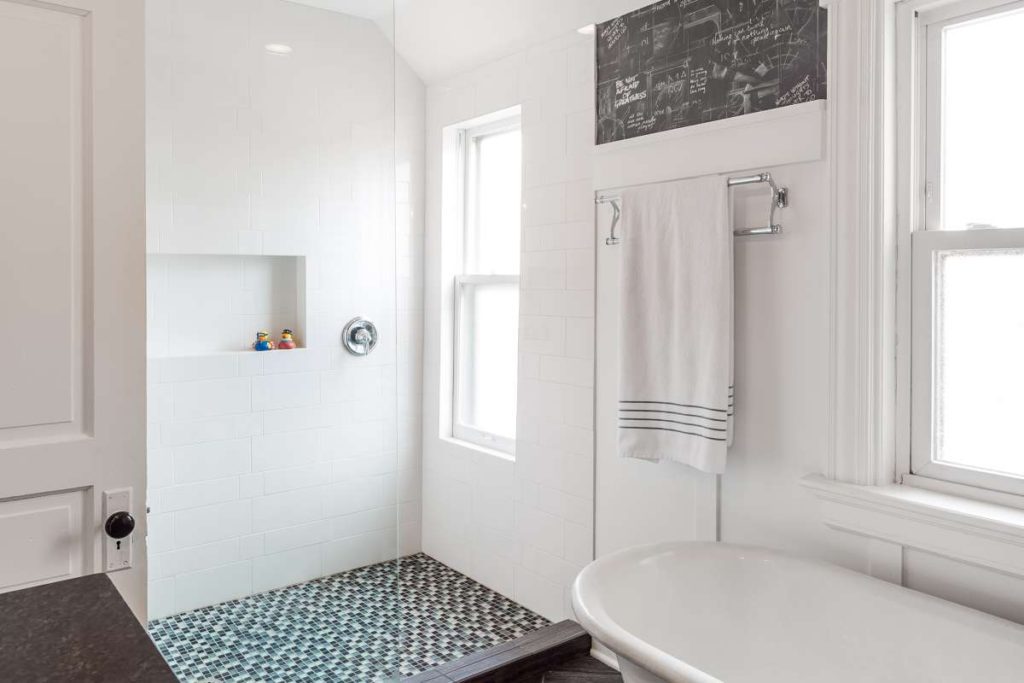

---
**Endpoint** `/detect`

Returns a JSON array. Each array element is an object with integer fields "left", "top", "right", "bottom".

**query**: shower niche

[{"left": 147, "top": 254, "right": 306, "bottom": 359}]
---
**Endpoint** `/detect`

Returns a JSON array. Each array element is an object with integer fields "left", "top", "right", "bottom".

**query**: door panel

[
  {"left": 0, "top": 1, "right": 82, "bottom": 437},
  {"left": 0, "top": 0, "right": 146, "bottom": 619},
  {"left": 0, "top": 490, "right": 87, "bottom": 591}
]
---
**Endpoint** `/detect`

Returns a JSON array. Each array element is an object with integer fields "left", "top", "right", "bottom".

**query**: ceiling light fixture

[
  {"left": 264, "top": 43, "right": 293, "bottom": 55},
  {"left": 577, "top": 24, "right": 596, "bottom": 35}
]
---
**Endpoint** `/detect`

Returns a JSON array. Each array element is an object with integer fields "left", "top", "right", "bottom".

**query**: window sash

[
  {"left": 921, "top": 0, "right": 1024, "bottom": 231},
  {"left": 462, "top": 118, "right": 522, "bottom": 275},
  {"left": 452, "top": 274, "right": 518, "bottom": 455},
  {"left": 910, "top": 228, "right": 1024, "bottom": 496}
]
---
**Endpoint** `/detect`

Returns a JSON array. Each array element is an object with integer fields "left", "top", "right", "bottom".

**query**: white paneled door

[{"left": 0, "top": 0, "right": 146, "bottom": 618}]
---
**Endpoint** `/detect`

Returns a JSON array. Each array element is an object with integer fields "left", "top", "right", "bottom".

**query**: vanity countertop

[{"left": 0, "top": 573, "right": 177, "bottom": 682}]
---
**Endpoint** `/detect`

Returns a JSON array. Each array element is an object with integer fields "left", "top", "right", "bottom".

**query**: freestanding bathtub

[{"left": 572, "top": 542, "right": 1024, "bottom": 683}]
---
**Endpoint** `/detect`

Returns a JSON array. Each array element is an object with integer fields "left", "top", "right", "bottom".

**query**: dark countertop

[{"left": 0, "top": 573, "right": 177, "bottom": 682}]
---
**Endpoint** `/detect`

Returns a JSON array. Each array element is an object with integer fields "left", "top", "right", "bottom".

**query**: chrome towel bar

[{"left": 596, "top": 172, "right": 789, "bottom": 246}]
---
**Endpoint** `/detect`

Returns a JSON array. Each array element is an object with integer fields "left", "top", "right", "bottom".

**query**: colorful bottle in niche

[
  {"left": 253, "top": 331, "right": 275, "bottom": 352},
  {"left": 278, "top": 329, "right": 297, "bottom": 350}
]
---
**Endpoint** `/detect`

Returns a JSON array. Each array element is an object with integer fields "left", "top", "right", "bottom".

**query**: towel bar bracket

[
  {"left": 605, "top": 198, "right": 622, "bottom": 246},
  {"left": 775, "top": 187, "right": 789, "bottom": 209}
]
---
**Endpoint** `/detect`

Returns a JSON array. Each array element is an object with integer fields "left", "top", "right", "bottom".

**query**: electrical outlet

[{"left": 103, "top": 488, "right": 133, "bottom": 572}]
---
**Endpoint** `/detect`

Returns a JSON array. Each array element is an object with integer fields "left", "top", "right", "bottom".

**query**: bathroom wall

[
  {"left": 594, "top": 132, "right": 1024, "bottom": 625},
  {"left": 422, "top": 31, "right": 596, "bottom": 621},
  {"left": 594, "top": 148, "right": 870, "bottom": 567},
  {"left": 422, "top": 3, "right": 1024, "bottom": 626},
  {"left": 145, "top": 0, "right": 425, "bottom": 619}
]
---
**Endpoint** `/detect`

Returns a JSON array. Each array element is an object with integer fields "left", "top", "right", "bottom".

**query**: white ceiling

[
  {"left": 286, "top": 0, "right": 649, "bottom": 84},
  {"left": 283, "top": 0, "right": 391, "bottom": 21}
]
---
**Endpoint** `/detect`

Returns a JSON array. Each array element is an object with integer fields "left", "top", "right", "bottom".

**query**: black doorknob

[{"left": 104, "top": 511, "right": 135, "bottom": 540}]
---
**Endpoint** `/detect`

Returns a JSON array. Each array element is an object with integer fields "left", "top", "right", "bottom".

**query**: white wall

[
  {"left": 393, "top": 0, "right": 677, "bottom": 83},
  {"left": 594, "top": 144, "right": 876, "bottom": 569},
  {"left": 145, "top": 0, "right": 425, "bottom": 619},
  {"left": 422, "top": 32, "right": 596, "bottom": 621},
  {"left": 421, "top": 4, "right": 1024, "bottom": 627}
]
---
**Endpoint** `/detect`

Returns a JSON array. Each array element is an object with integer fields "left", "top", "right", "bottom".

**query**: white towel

[{"left": 618, "top": 176, "right": 733, "bottom": 474}]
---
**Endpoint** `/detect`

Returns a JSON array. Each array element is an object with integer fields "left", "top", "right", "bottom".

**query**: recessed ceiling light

[
  {"left": 264, "top": 43, "right": 293, "bottom": 55},
  {"left": 577, "top": 24, "right": 596, "bottom": 35}
]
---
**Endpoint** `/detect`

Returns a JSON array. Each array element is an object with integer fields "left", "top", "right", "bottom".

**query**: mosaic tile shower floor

[{"left": 148, "top": 554, "right": 550, "bottom": 682}]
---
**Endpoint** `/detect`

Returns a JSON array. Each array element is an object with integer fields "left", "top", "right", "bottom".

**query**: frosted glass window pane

[
  {"left": 458, "top": 283, "right": 519, "bottom": 439},
  {"left": 935, "top": 249, "right": 1024, "bottom": 477},
  {"left": 941, "top": 8, "right": 1024, "bottom": 230},
  {"left": 469, "top": 130, "right": 521, "bottom": 274}
]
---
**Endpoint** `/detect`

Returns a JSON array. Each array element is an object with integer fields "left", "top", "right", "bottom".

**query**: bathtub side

[{"left": 571, "top": 543, "right": 725, "bottom": 683}]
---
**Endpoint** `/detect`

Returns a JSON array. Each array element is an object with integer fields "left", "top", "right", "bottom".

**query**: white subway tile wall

[
  {"left": 423, "top": 32, "right": 595, "bottom": 621},
  {"left": 145, "top": 0, "right": 425, "bottom": 618}
]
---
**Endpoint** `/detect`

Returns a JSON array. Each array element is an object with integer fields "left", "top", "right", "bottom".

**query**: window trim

[
  {"left": 803, "top": 0, "right": 1024, "bottom": 587},
  {"left": 448, "top": 113, "right": 522, "bottom": 456},
  {"left": 900, "top": 0, "right": 1024, "bottom": 500}
]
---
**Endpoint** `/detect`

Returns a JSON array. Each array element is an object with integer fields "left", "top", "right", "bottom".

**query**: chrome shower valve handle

[{"left": 342, "top": 318, "right": 378, "bottom": 356}]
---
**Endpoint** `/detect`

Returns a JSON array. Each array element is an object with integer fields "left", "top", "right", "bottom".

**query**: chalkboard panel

[{"left": 596, "top": 0, "right": 827, "bottom": 145}]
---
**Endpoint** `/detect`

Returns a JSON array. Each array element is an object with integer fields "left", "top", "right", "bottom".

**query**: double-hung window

[
  {"left": 452, "top": 116, "right": 522, "bottom": 454},
  {"left": 908, "top": 0, "right": 1024, "bottom": 496}
]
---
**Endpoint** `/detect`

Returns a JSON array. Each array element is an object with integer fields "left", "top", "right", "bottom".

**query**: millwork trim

[
  {"left": 825, "top": 0, "right": 900, "bottom": 486},
  {"left": 803, "top": 474, "right": 1024, "bottom": 577}
]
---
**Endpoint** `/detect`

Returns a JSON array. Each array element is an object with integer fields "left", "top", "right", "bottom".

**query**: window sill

[
  {"left": 801, "top": 474, "right": 1024, "bottom": 578},
  {"left": 440, "top": 435, "right": 515, "bottom": 463}
]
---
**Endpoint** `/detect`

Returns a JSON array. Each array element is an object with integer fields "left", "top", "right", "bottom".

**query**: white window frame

[
  {"left": 901, "top": 0, "right": 1024, "bottom": 499},
  {"left": 804, "top": 0, "right": 1024, "bottom": 587},
  {"left": 450, "top": 115, "right": 521, "bottom": 455}
]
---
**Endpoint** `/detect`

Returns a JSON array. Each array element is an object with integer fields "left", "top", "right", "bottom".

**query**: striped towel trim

[{"left": 619, "top": 388, "right": 733, "bottom": 444}]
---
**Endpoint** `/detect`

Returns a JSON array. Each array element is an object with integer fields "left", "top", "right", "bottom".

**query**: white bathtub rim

[
  {"left": 572, "top": 541, "right": 728, "bottom": 683},
  {"left": 571, "top": 540, "right": 1024, "bottom": 683}
]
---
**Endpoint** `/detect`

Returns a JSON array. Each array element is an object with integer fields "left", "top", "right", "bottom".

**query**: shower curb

[{"left": 403, "top": 619, "right": 620, "bottom": 682}]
